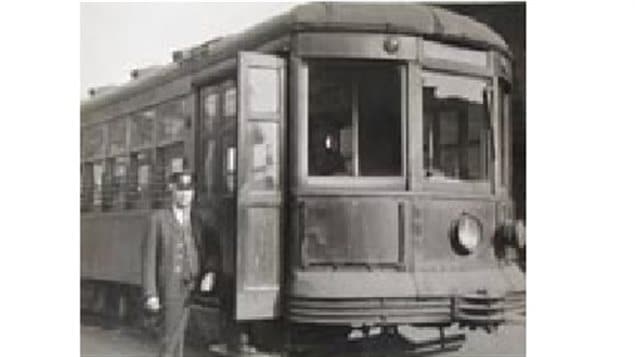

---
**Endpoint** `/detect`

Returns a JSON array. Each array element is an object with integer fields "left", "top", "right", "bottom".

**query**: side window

[
  {"left": 103, "top": 158, "right": 114, "bottom": 210},
  {"left": 129, "top": 150, "right": 152, "bottom": 209},
  {"left": 106, "top": 118, "right": 129, "bottom": 210},
  {"left": 155, "top": 142, "right": 185, "bottom": 207},
  {"left": 82, "top": 125, "right": 106, "bottom": 160},
  {"left": 131, "top": 110, "right": 155, "bottom": 149},
  {"left": 108, "top": 118, "right": 128, "bottom": 156},
  {"left": 81, "top": 124, "right": 105, "bottom": 211},
  {"left": 93, "top": 162, "right": 104, "bottom": 209},
  {"left": 422, "top": 71, "right": 491, "bottom": 181},
  {"left": 81, "top": 162, "right": 94, "bottom": 212},
  {"left": 156, "top": 98, "right": 188, "bottom": 144},
  {"left": 130, "top": 109, "right": 156, "bottom": 209},
  {"left": 111, "top": 156, "right": 129, "bottom": 209},
  {"left": 154, "top": 97, "right": 189, "bottom": 207},
  {"left": 128, "top": 108, "right": 157, "bottom": 208}
]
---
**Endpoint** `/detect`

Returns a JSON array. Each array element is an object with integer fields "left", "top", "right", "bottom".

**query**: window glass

[
  {"left": 308, "top": 62, "right": 402, "bottom": 177},
  {"left": 203, "top": 91, "right": 218, "bottom": 133},
  {"left": 248, "top": 68, "right": 279, "bottom": 113},
  {"left": 155, "top": 142, "right": 185, "bottom": 207},
  {"left": 107, "top": 156, "right": 129, "bottom": 209},
  {"left": 102, "top": 159, "right": 114, "bottom": 210},
  {"left": 204, "top": 140, "right": 216, "bottom": 193},
  {"left": 224, "top": 140, "right": 236, "bottom": 193},
  {"left": 200, "top": 85, "right": 221, "bottom": 196},
  {"left": 108, "top": 119, "right": 127, "bottom": 156},
  {"left": 129, "top": 150, "right": 152, "bottom": 208},
  {"left": 309, "top": 65, "right": 352, "bottom": 176},
  {"left": 357, "top": 67, "right": 402, "bottom": 176},
  {"left": 224, "top": 87, "right": 236, "bottom": 117},
  {"left": 131, "top": 110, "right": 155, "bottom": 149},
  {"left": 422, "top": 71, "right": 491, "bottom": 181},
  {"left": 247, "top": 122, "right": 278, "bottom": 190},
  {"left": 81, "top": 163, "right": 93, "bottom": 212},
  {"left": 81, "top": 125, "right": 105, "bottom": 159},
  {"left": 92, "top": 163, "right": 104, "bottom": 208},
  {"left": 156, "top": 98, "right": 187, "bottom": 143}
]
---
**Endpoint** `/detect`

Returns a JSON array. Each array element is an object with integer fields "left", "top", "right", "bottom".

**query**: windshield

[
  {"left": 422, "top": 71, "right": 491, "bottom": 182},
  {"left": 308, "top": 61, "right": 403, "bottom": 177}
]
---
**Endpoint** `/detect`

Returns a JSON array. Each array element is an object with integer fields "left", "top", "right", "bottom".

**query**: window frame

[{"left": 414, "top": 42, "right": 511, "bottom": 195}]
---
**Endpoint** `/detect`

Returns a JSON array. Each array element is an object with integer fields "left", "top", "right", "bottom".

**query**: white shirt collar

[{"left": 172, "top": 205, "right": 188, "bottom": 226}]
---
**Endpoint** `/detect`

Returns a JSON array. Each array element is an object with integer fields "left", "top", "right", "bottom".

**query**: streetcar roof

[{"left": 82, "top": 2, "right": 508, "bottom": 113}]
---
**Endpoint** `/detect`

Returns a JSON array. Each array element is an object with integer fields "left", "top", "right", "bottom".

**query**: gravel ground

[
  {"left": 81, "top": 321, "right": 525, "bottom": 357},
  {"left": 81, "top": 324, "right": 210, "bottom": 357},
  {"left": 444, "top": 324, "right": 525, "bottom": 357}
]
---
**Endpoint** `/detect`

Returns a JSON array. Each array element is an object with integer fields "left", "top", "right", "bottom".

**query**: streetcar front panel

[{"left": 286, "top": 31, "right": 523, "bottom": 327}]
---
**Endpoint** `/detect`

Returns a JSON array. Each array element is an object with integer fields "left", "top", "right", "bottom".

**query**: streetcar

[{"left": 81, "top": 3, "right": 525, "bottom": 355}]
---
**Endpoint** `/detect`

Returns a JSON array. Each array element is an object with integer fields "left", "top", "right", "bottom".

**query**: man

[{"left": 143, "top": 171, "right": 214, "bottom": 357}]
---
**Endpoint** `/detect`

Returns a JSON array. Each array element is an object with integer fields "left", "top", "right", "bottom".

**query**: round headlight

[{"left": 453, "top": 214, "right": 482, "bottom": 254}]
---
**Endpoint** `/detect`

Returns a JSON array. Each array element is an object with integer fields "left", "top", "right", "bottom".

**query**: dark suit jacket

[{"left": 142, "top": 209, "right": 203, "bottom": 300}]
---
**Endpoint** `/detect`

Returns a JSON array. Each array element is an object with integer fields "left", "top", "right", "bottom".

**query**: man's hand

[
  {"left": 200, "top": 272, "right": 215, "bottom": 292},
  {"left": 145, "top": 296, "right": 160, "bottom": 312}
]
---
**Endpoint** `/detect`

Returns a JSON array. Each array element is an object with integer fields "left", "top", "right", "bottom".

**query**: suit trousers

[{"left": 159, "top": 285, "right": 191, "bottom": 357}]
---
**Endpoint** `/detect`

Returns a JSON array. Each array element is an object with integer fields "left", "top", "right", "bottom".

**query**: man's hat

[{"left": 168, "top": 171, "right": 194, "bottom": 191}]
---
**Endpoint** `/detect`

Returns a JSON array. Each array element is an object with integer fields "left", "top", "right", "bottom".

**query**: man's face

[{"left": 172, "top": 188, "right": 193, "bottom": 208}]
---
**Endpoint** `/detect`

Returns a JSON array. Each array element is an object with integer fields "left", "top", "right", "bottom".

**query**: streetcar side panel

[{"left": 80, "top": 211, "right": 151, "bottom": 285}]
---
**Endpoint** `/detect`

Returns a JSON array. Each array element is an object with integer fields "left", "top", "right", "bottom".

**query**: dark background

[{"left": 439, "top": 3, "right": 526, "bottom": 220}]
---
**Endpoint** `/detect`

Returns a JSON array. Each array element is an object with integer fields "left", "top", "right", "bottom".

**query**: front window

[
  {"left": 422, "top": 71, "right": 491, "bottom": 181},
  {"left": 308, "top": 61, "right": 403, "bottom": 177}
]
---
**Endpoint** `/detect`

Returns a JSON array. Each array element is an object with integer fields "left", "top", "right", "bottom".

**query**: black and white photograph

[
  {"left": 8, "top": 1, "right": 635, "bottom": 357},
  {"left": 13, "top": 0, "right": 635, "bottom": 356},
  {"left": 78, "top": 2, "right": 527, "bottom": 356}
]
